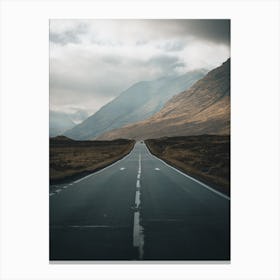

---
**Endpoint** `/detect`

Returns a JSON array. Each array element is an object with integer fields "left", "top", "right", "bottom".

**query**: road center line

[
  {"left": 139, "top": 153, "right": 141, "bottom": 169},
  {"left": 135, "top": 190, "right": 140, "bottom": 208},
  {"left": 133, "top": 152, "right": 144, "bottom": 260}
]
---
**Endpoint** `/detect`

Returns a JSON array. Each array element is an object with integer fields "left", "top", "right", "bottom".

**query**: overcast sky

[{"left": 50, "top": 19, "right": 230, "bottom": 119}]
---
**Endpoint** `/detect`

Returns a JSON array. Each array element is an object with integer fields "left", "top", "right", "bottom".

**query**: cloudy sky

[{"left": 50, "top": 19, "right": 230, "bottom": 120}]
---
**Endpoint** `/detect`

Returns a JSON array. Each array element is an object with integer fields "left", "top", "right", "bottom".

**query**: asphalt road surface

[{"left": 50, "top": 142, "right": 230, "bottom": 261}]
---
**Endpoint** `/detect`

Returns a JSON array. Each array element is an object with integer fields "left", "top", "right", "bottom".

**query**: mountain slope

[
  {"left": 63, "top": 70, "right": 206, "bottom": 140},
  {"left": 98, "top": 58, "right": 230, "bottom": 140},
  {"left": 49, "top": 111, "right": 76, "bottom": 137}
]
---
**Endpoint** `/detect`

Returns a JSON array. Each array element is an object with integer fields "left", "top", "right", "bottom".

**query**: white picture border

[{"left": 0, "top": 0, "right": 279, "bottom": 279}]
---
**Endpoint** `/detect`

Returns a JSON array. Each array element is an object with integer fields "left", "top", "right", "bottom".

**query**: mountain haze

[
  {"left": 98, "top": 59, "right": 230, "bottom": 140},
  {"left": 50, "top": 111, "right": 76, "bottom": 137},
  {"left": 63, "top": 70, "right": 206, "bottom": 140}
]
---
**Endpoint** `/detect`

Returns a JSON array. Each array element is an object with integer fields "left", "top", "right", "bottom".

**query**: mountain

[
  {"left": 49, "top": 110, "right": 76, "bottom": 137},
  {"left": 63, "top": 70, "right": 206, "bottom": 140},
  {"left": 50, "top": 135, "right": 74, "bottom": 141},
  {"left": 98, "top": 58, "right": 230, "bottom": 140}
]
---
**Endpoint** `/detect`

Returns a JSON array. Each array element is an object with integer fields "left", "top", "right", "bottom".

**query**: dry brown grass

[
  {"left": 145, "top": 135, "right": 230, "bottom": 196},
  {"left": 50, "top": 136, "right": 135, "bottom": 184}
]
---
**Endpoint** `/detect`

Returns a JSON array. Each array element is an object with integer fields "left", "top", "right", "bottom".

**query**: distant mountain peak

[
  {"left": 50, "top": 135, "right": 74, "bottom": 141},
  {"left": 98, "top": 58, "right": 230, "bottom": 140},
  {"left": 63, "top": 69, "right": 206, "bottom": 140}
]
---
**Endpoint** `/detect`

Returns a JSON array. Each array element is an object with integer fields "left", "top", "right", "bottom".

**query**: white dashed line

[
  {"left": 135, "top": 190, "right": 140, "bottom": 208},
  {"left": 155, "top": 168, "right": 160, "bottom": 171},
  {"left": 133, "top": 212, "right": 144, "bottom": 259},
  {"left": 133, "top": 152, "right": 144, "bottom": 260}
]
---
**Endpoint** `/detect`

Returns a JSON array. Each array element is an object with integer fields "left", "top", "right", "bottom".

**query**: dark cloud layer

[
  {"left": 157, "top": 19, "right": 230, "bottom": 45},
  {"left": 50, "top": 19, "right": 230, "bottom": 47}
]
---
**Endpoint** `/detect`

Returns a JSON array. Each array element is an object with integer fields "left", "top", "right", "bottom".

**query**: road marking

[
  {"left": 133, "top": 212, "right": 144, "bottom": 259},
  {"left": 145, "top": 144, "right": 230, "bottom": 201},
  {"left": 135, "top": 190, "right": 140, "bottom": 208},
  {"left": 155, "top": 168, "right": 160, "bottom": 171},
  {"left": 137, "top": 153, "right": 142, "bottom": 179},
  {"left": 120, "top": 167, "right": 126, "bottom": 171},
  {"left": 139, "top": 153, "right": 141, "bottom": 169},
  {"left": 133, "top": 153, "right": 144, "bottom": 260},
  {"left": 49, "top": 185, "right": 69, "bottom": 197}
]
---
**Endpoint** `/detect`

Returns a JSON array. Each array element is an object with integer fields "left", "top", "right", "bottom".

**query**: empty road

[{"left": 50, "top": 142, "right": 230, "bottom": 261}]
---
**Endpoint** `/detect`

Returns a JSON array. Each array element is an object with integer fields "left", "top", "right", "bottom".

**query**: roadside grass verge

[
  {"left": 50, "top": 137, "right": 135, "bottom": 186},
  {"left": 145, "top": 135, "right": 230, "bottom": 196}
]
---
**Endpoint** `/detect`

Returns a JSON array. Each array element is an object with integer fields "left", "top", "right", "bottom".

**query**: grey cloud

[
  {"left": 136, "top": 40, "right": 148, "bottom": 46},
  {"left": 149, "top": 55, "right": 179, "bottom": 65},
  {"left": 50, "top": 31, "right": 80, "bottom": 45},
  {"left": 142, "top": 19, "right": 230, "bottom": 46},
  {"left": 148, "top": 55, "right": 185, "bottom": 75},
  {"left": 50, "top": 68, "right": 122, "bottom": 98},
  {"left": 67, "top": 108, "right": 89, "bottom": 123},
  {"left": 183, "top": 19, "right": 230, "bottom": 45},
  {"left": 50, "top": 23, "right": 89, "bottom": 45},
  {"left": 102, "top": 55, "right": 122, "bottom": 65},
  {"left": 50, "top": 19, "right": 230, "bottom": 115},
  {"left": 50, "top": 54, "right": 182, "bottom": 116},
  {"left": 50, "top": 19, "right": 230, "bottom": 46},
  {"left": 157, "top": 40, "right": 186, "bottom": 52},
  {"left": 50, "top": 53, "right": 130, "bottom": 112}
]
